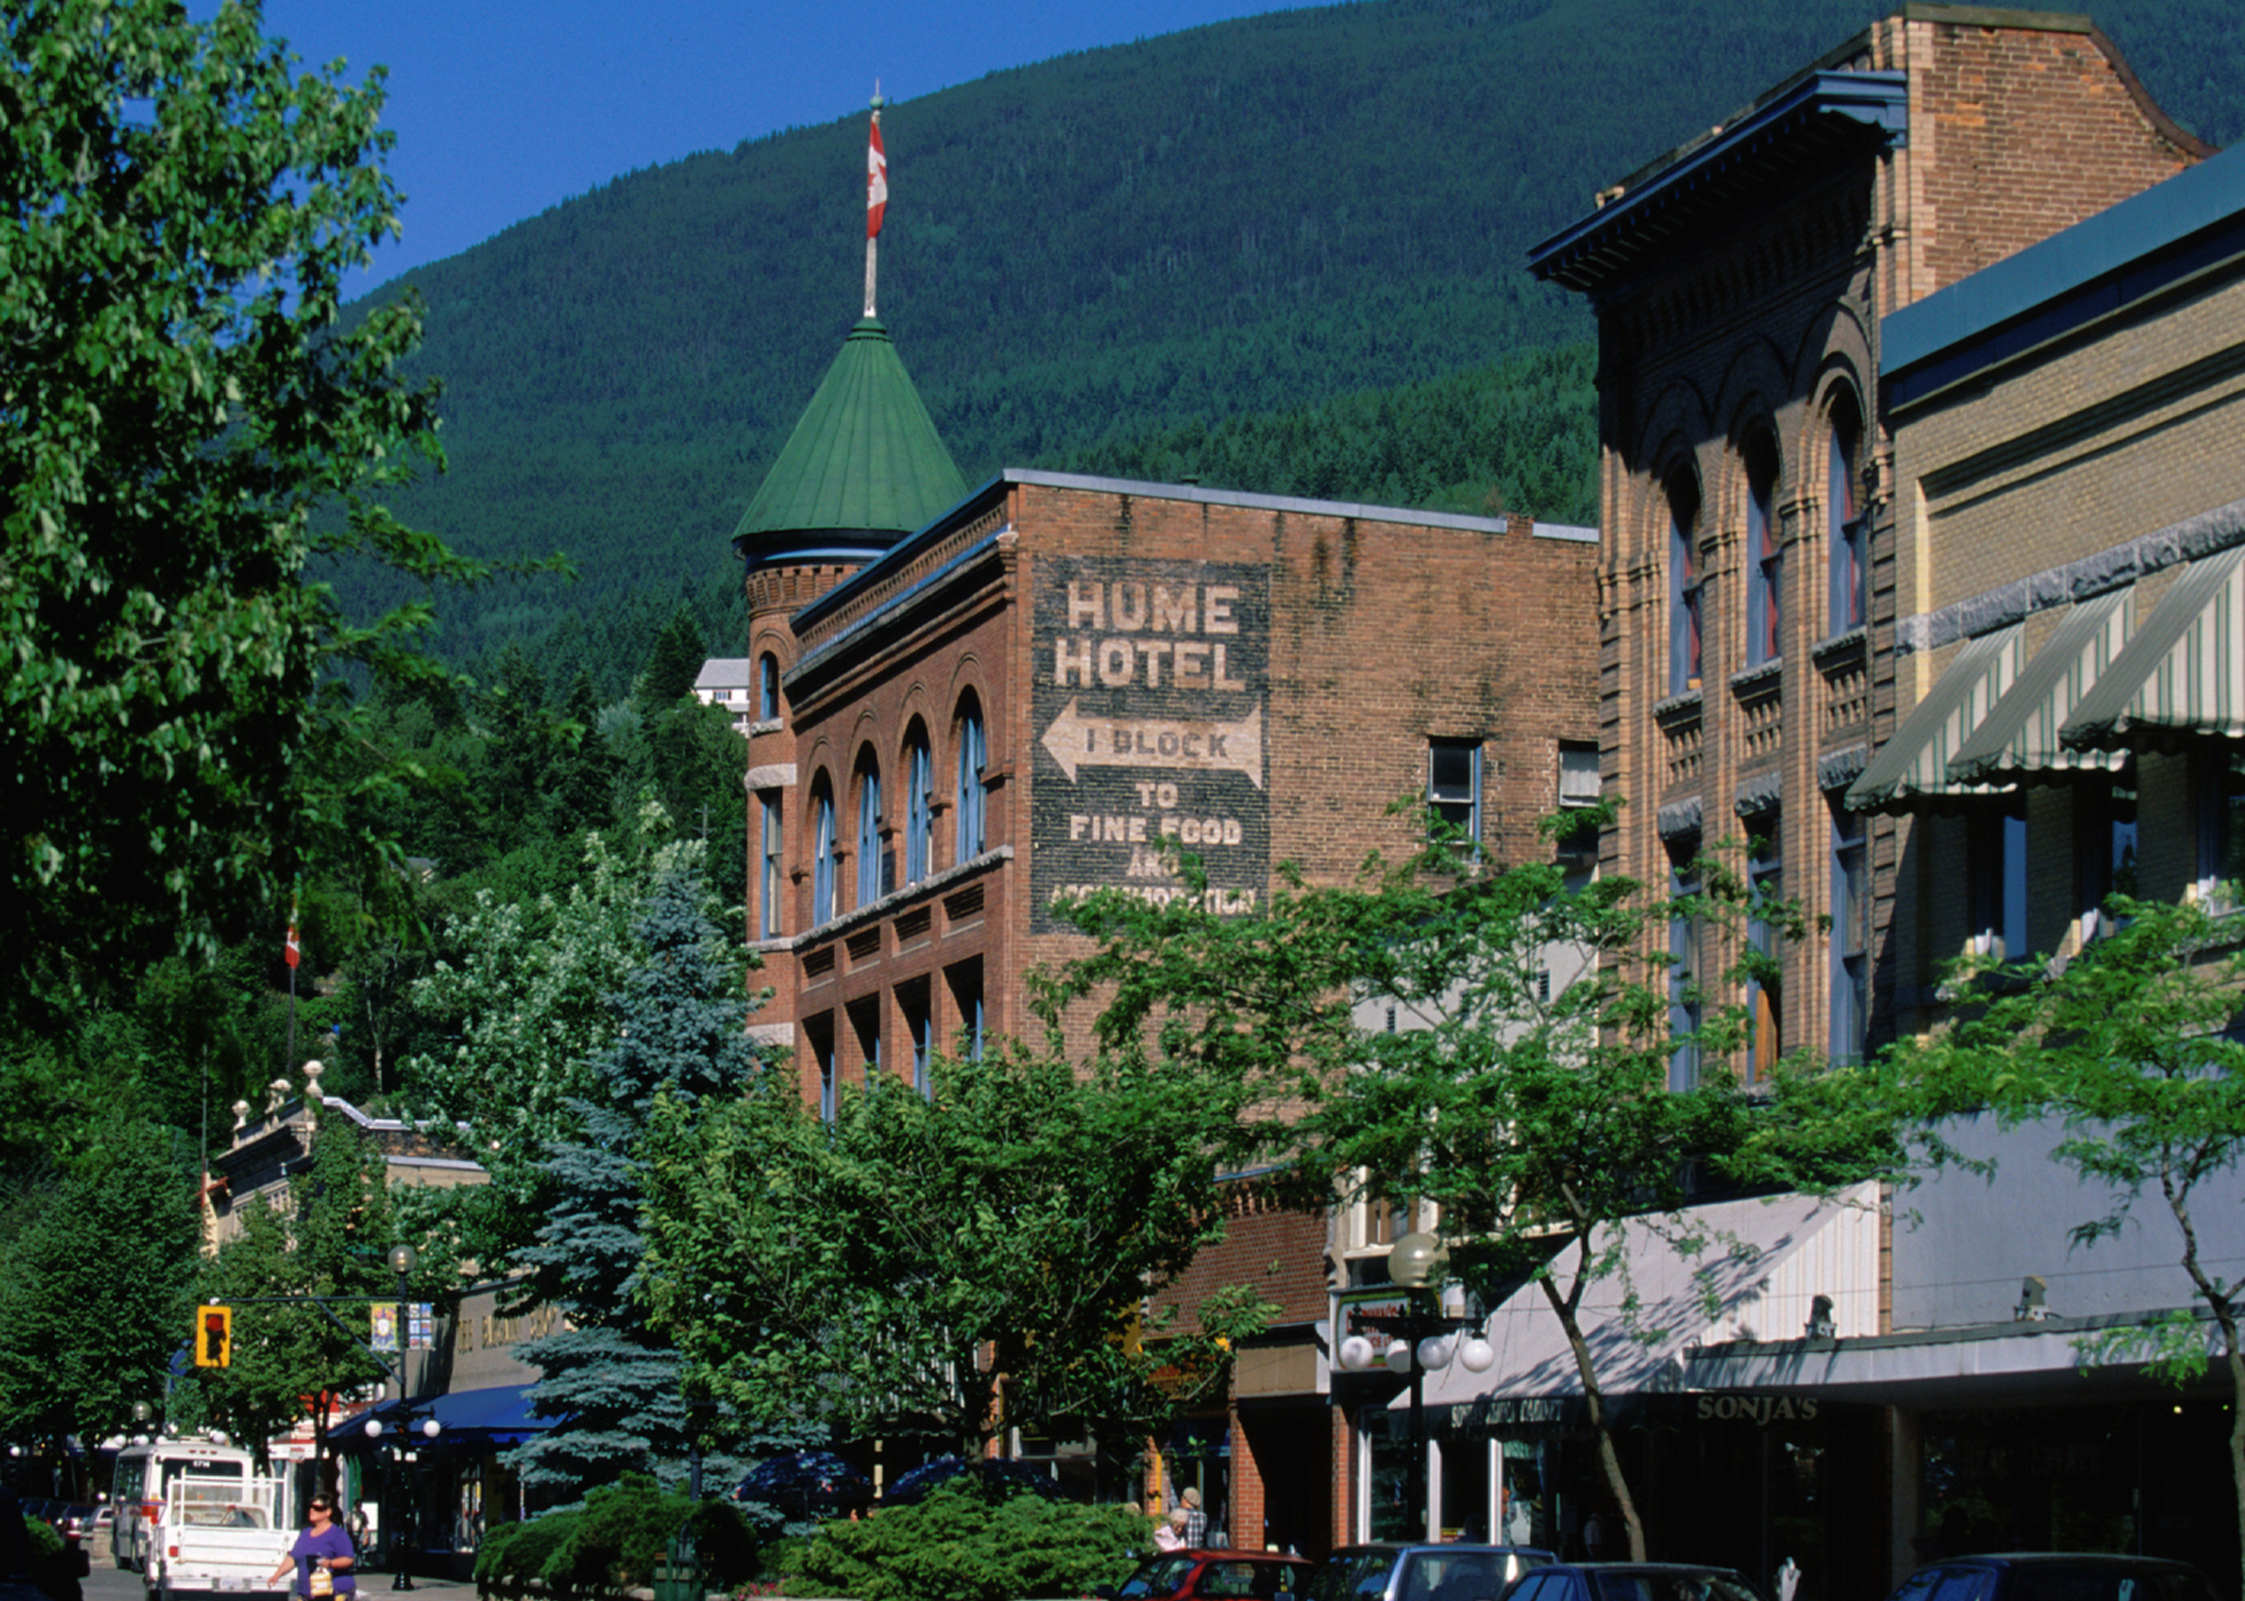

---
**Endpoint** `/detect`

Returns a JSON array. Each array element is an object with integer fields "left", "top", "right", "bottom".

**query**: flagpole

[
  {"left": 284, "top": 876, "right": 301, "bottom": 1074},
  {"left": 864, "top": 87, "right": 885, "bottom": 317}
]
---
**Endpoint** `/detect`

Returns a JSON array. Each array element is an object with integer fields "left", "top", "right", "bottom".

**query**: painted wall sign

[{"left": 1032, "top": 557, "right": 1271, "bottom": 932}]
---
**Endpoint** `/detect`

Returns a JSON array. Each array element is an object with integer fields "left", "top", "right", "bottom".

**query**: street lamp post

[
  {"left": 1334, "top": 1231, "right": 1496, "bottom": 1541},
  {"left": 367, "top": 1245, "right": 441, "bottom": 1592}
]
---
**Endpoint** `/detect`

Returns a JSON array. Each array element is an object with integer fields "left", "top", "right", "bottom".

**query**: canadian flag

[
  {"left": 866, "top": 114, "right": 887, "bottom": 239},
  {"left": 285, "top": 922, "right": 301, "bottom": 970}
]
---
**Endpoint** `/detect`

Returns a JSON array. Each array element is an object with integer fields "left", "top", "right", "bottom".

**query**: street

[{"left": 82, "top": 1558, "right": 475, "bottom": 1601}]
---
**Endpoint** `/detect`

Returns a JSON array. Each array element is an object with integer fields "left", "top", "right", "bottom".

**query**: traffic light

[{"left": 195, "top": 1305, "right": 232, "bottom": 1368}]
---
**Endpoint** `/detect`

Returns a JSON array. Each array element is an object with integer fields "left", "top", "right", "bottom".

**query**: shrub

[
  {"left": 21, "top": 1516, "right": 61, "bottom": 1562},
  {"left": 475, "top": 1513, "right": 576, "bottom": 1591},
  {"left": 799, "top": 1485, "right": 1142, "bottom": 1601},
  {"left": 475, "top": 1489, "right": 753, "bottom": 1596}
]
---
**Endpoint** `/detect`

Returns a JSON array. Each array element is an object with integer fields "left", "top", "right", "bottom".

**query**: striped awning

[
  {"left": 2062, "top": 544, "right": 2245, "bottom": 749},
  {"left": 1947, "top": 591, "right": 2133, "bottom": 784},
  {"left": 1847, "top": 625, "right": 2025, "bottom": 812}
]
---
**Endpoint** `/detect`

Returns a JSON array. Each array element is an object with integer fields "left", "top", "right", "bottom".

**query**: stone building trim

[
  {"left": 1734, "top": 770, "right": 1785, "bottom": 818},
  {"left": 1818, "top": 743, "right": 1869, "bottom": 792},
  {"left": 755, "top": 846, "right": 1011, "bottom": 951},
  {"left": 1893, "top": 494, "right": 2245, "bottom": 657},
  {"left": 1657, "top": 795, "right": 1705, "bottom": 841}
]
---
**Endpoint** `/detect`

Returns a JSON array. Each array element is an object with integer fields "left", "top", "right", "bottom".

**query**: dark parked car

[
  {"left": 1307, "top": 1543, "right": 1555, "bottom": 1601},
  {"left": 732, "top": 1451, "right": 873, "bottom": 1520},
  {"left": 1500, "top": 1562, "right": 1773, "bottom": 1601},
  {"left": 1885, "top": 1553, "right": 2224, "bottom": 1601},
  {"left": 1098, "top": 1549, "right": 1314, "bottom": 1601},
  {"left": 880, "top": 1455, "right": 1068, "bottom": 1506}
]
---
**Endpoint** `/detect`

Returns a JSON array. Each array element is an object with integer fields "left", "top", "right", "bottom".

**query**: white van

[{"left": 110, "top": 1439, "right": 257, "bottom": 1573}]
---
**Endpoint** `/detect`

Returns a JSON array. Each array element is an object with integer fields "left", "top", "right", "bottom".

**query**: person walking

[
  {"left": 1153, "top": 1508, "right": 1190, "bottom": 1553},
  {"left": 268, "top": 1495, "right": 357, "bottom": 1599},
  {"left": 1181, "top": 1487, "right": 1208, "bottom": 1548}
]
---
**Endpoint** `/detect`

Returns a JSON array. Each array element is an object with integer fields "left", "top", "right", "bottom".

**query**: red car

[{"left": 1098, "top": 1549, "right": 1315, "bottom": 1601}]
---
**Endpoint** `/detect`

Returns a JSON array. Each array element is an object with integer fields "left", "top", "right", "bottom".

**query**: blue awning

[{"left": 327, "top": 1386, "right": 553, "bottom": 1449}]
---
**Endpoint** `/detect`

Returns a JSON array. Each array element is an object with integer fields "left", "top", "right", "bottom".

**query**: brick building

[
  {"left": 736, "top": 457, "right": 1601, "bottom": 1546},
  {"left": 1528, "top": 2, "right": 2207, "bottom": 1075},
  {"left": 1509, "top": 7, "right": 2235, "bottom": 1595},
  {"left": 728, "top": 284, "right": 1602, "bottom": 1545}
]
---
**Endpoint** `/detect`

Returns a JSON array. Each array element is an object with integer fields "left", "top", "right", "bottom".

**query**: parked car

[
  {"left": 732, "top": 1451, "right": 873, "bottom": 1521},
  {"left": 1306, "top": 1543, "right": 1554, "bottom": 1601},
  {"left": 45, "top": 1510, "right": 93, "bottom": 1546},
  {"left": 1098, "top": 1549, "right": 1314, "bottom": 1601},
  {"left": 1885, "top": 1553, "right": 2224, "bottom": 1601},
  {"left": 1499, "top": 1563, "right": 1772, "bottom": 1601},
  {"left": 880, "top": 1455, "right": 1069, "bottom": 1506}
]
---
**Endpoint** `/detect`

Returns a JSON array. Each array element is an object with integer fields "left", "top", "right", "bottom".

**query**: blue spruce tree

[{"left": 508, "top": 867, "right": 764, "bottom": 1499}]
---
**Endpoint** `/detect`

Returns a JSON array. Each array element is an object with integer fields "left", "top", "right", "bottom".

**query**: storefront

[{"left": 1338, "top": 1187, "right": 1884, "bottom": 1579}]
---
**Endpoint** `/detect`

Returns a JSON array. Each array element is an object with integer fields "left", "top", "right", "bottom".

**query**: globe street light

[
  {"left": 381, "top": 1243, "right": 434, "bottom": 1592},
  {"left": 1334, "top": 1230, "right": 1496, "bottom": 1539}
]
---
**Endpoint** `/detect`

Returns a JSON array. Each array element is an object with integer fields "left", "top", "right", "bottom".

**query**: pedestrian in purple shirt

[{"left": 267, "top": 1496, "right": 356, "bottom": 1597}]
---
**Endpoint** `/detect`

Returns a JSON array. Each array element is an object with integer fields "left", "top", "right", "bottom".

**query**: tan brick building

[
  {"left": 1528, "top": 3, "right": 2206, "bottom": 1075},
  {"left": 1515, "top": 7, "right": 2243, "bottom": 1593}
]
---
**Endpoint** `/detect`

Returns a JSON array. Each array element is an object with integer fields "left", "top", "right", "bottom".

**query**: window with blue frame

[
  {"left": 809, "top": 1016, "right": 837, "bottom": 1124},
  {"left": 948, "top": 959, "right": 984, "bottom": 1062},
  {"left": 1969, "top": 799, "right": 2028, "bottom": 962},
  {"left": 758, "top": 653, "right": 780, "bottom": 720},
  {"left": 1668, "top": 843, "right": 1702, "bottom": 1092},
  {"left": 2080, "top": 763, "right": 2138, "bottom": 940},
  {"left": 2196, "top": 752, "right": 2245, "bottom": 905},
  {"left": 1745, "top": 433, "right": 1781, "bottom": 668},
  {"left": 1828, "top": 400, "right": 1865, "bottom": 635},
  {"left": 1668, "top": 472, "right": 1704, "bottom": 696},
  {"left": 811, "top": 782, "right": 837, "bottom": 925},
  {"left": 904, "top": 731, "right": 932, "bottom": 885},
  {"left": 856, "top": 757, "right": 882, "bottom": 906},
  {"left": 1829, "top": 803, "right": 1866, "bottom": 1064},
  {"left": 903, "top": 981, "right": 933, "bottom": 1097},
  {"left": 759, "top": 794, "right": 783, "bottom": 940},
  {"left": 955, "top": 699, "right": 987, "bottom": 861},
  {"left": 1746, "top": 820, "right": 1783, "bottom": 1084}
]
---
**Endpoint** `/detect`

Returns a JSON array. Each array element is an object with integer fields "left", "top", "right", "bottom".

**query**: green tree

[
  {"left": 507, "top": 867, "right": 763, "bottom": 1499},
  {"left": 398, "top": 812, "right": 706, "bottom": 1270},
  {"left": 1051, "top": 821, "right": 1792, "bottom": 1562},
  {"left": 0, "top": 1120, "right": 200, "bottom": 1494},
  {"left": 1798, "top": 894, "right": 2245, "bottom": 1567},
  {"left": 0, "top": 0, "right": 502, "bottom": 1023},
  {"left": 642, "top": 1042, "right": 1273, "bottom": 1465},
  {"left": 636, "top": 604, "right": 708, "bottom": 714}
]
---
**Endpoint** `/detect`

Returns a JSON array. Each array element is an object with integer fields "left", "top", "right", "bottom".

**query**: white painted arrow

[{"left": 1040, "top": 699, "right": 1264, "bottom": 789}]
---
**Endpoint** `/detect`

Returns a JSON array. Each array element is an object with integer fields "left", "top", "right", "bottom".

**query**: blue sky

[{"left": 241, "top": 0, "right": 1333, "bottom": 296}]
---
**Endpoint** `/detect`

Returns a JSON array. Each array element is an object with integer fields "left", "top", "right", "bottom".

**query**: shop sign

[{"left": 1692, "top": 1392, "right": 1822, "bottom": 1425}]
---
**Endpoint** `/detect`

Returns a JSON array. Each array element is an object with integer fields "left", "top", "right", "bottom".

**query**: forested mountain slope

[{"left": 357, "top": 0, "right": 2245, "bottom": 684}]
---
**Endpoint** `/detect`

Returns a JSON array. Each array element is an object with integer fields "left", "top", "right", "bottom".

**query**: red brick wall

[{"left": 1149, "top": 1184, "right": 1331, "bottom": 1330}]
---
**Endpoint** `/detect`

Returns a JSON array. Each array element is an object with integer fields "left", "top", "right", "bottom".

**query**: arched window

[
  {"left": 1666, "top": 471, "right": 1703, "bottom": 696},
  {"left": 856, "top": 755, "right": 883, "bottom": 906},
  {"left": 1828, "top": 398, "right": 1865, "bottom": 633},
  {"left": 1744, "top": 433, "right": 1781, "bottom": 668},
  {"left": 955, "top": 698, "right": 987, "bottom": 861},
  {"left": 811, "top": 780, "right": 837, "bottom": 926},
  {"left": 758, "top": 653, "right": 781, "bottom": 720},
  {"left": 903, "top": 729, "right": 933, "bottom": 885}
]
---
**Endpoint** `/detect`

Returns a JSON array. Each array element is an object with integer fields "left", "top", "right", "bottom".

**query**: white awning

[{"left": 1393, "top": 1185, "right": 1881, "bottom": 1411}]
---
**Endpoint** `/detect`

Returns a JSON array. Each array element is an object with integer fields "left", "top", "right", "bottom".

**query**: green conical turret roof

[{"left": 730, "top": 317, "right": 967, "bottom": 563}]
